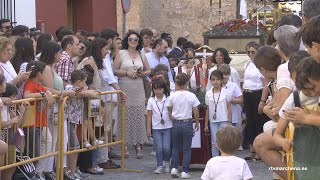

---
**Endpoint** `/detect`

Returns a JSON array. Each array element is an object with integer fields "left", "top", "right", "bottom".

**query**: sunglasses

[
  {"left": 128, "top": 37, "right": 139, "bottom": 42},
  {"left": 247, "top": 50, "right": 255, "bottom": 55},
  {"left": 1, "top": 25, "right": 12, "bottom": 30}
]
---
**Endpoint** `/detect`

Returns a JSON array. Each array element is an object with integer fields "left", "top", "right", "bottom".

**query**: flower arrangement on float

[{"left": 204, "top": 19, "right": 268, "bottom": 36}]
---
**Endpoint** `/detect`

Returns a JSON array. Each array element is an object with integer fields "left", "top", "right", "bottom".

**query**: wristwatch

[{"left": 40, "top": 92, "right": 45, "bottom": 98}]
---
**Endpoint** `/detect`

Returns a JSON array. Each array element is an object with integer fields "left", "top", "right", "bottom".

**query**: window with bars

[{"left": 0, "top": 0, "right": 16, "bottom": 25}]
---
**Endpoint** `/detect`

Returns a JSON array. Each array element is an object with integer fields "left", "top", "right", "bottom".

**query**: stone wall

[{"left": 117, "top": 0, "right": 237, "bottom": 45}]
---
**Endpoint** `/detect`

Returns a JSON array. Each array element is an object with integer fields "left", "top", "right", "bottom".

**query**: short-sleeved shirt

[
  {"left": 23, "top": 80, "right": 47, "bottom": 127},
  {"left": 65, "top": 84, "right": 88, "bottom": 124},
  {"left": 243, "top": 61, "right": 264, "bottom": 90},
  {"left": 147, "top": 95, "right": 172, "bottom": 129},
  {"left": 207, "top": 66, "right": 241, "bottom": 91},
  {"left": 224, "top": 81, "right": 242, "bottom": 123},
  {"left": 279, "top": 91, "right": 318, "bottom": 119},
  {"left": 201, "top": 156, "right": 253, "bottom": 180},
  {"left": 54, "top": 51, "right": 74, "bottom": 84},
  {"left": 145, "top": 51, "right": 174, "bottom": 83},
  {"left": 167, "top": 90, "right": 200, "bottom": 120},
  {"left": 276, "top": 62, "right": 295, "bottom": 91},
  {"left": 205, "top": 88, "right": 231, "bottom": 122}
]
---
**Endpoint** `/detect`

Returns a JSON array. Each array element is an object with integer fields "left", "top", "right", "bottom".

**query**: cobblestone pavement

[{"left": 88, "top": 145, "right": 273, "bottom": 180}]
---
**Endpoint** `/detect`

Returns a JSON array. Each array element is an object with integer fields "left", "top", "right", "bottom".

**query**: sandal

[
  {"left": 244, "top": 152, "right": 255, "bottom": 161},
  {"left": 136, "top": 145, "right": 143, "bottom": 159},
  {"left": 124, "top": 146, "right": 130, "bottom": 158}
]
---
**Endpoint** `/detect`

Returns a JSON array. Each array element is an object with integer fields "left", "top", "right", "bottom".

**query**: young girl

[
  {"left": 168, "top": 73, "right": 200, "bottom": 179},
  {"left": 204, "top": 70, "right": 232, "bottom": 158},
  {"left": 1, "top": 83, "right": 30, "bottom": 180},
  {"left": 146, "top": 77, "right": 172, "bottom": 174}
]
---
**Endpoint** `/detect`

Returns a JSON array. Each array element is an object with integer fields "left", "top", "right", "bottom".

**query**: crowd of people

[{"left": 0, "top": 0, "right": 320, "bottom": 179}]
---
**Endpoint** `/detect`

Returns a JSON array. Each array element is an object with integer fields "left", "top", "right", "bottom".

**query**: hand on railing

[
  {"left": 2, "top": 97, "right": 12, "bottom": 105},
  {"left": 45, "top": 92, "right": 55, "bottom": 106},
  {"left": 86, "top": 90, "right": 99, "bottom": 99},
  {"left": 120, "top": 92, "right": 127, "bottom": 102},
  {"left": 19, "top": 101, "right": 30, "bottom": 114}
]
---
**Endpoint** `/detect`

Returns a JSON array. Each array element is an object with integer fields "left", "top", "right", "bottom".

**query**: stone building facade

[{"left": 117, "top": 0, "right": 238, "bottom": 45}]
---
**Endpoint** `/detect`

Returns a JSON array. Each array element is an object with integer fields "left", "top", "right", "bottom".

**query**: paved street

[{"left": 88, "top": 145, "right": 273, "bottom": 180}]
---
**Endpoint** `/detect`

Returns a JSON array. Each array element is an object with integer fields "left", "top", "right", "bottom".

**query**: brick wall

[{"left": 117, "top": 0, "right": 237, "bottom": 45}]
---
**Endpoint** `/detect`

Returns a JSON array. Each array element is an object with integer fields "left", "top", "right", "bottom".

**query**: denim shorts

[{"left": 68, "top": 123, "right": 80, "bottom": 150}]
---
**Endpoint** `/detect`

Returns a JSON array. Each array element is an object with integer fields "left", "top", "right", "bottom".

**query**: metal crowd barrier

[
  {"left": 0, "top": 90, "right": 141, "bottom": 180},
  {"left": 0, "top": 96, "right": 61, "bottom": 179},
  {"left": 285, "top": 123, "right": 295, "bottom": 180}
]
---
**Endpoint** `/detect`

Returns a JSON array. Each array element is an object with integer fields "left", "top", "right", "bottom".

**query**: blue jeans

[
  {"left": 153, "top": 128, "right": 172, "bottom": 166},
  {"left": 23, "top": 127, "right": 40, "bottom": 158},
  {"left": 171, "top": 120, "right": 193, "bottom": 173},
  {"left": 210, "top": 121, "right": 229, "bottom": 157}
]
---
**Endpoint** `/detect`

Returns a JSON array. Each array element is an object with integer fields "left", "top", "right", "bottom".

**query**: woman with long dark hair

[
  {"left": 114, "top": 31, "right": 151, "bottom": 159},
  {"left": 206, "top": 47, "right": 240, "bottom": 91},
  {"left": 11, "top": 37, "right": 35, "bottom": 73}
]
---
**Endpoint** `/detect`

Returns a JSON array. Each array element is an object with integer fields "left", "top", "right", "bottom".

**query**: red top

[{"left": 23, "top": 80, "right": 47, "bottom": 127}]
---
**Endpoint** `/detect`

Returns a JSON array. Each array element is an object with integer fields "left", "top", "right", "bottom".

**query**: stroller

[{"left": 12, "top": 147, "right": 36, "bottom": 180}]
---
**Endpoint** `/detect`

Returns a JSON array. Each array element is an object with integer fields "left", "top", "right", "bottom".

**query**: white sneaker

[
  {"left": 95, "top": 139, "right": 104, "bottom": 145},
  {"left": 238, "top": 146, "right": 243, "bottom": 151},
  {"left": 150, "top": 151, "right": 156, "bottom": 156},
  {"left": 164, "top": 161, "right": 170, "bottom": 173},
  {"left": 181, "top": 172, "right": 190, "bottom": 179},
  {"left": 83, "top": 142, "right": 93, "bottom": 148},
  {"left": 95, "top": 166, "right": 103, "bottom": 172},
  {"left": 171, "top": 168, "right": 179, "bottom": 178},
  {"left": 154, "top": 166, "right": 164, "bottom": 174}
]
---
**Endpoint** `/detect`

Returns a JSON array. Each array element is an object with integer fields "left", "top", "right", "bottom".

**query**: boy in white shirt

[{"left": 201, "top": 126, "right": 253, "bottom": 180}]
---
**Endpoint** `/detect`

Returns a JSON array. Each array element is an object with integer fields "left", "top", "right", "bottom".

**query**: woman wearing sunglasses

[
  {"left": 114, "top": 31, "right": 151, "bottom": 159},
  {"left": 242, "top": 42, "right": 270, "bottom": 161}
]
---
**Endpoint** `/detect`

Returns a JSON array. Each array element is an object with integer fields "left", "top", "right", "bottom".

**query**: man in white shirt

[{"left": 97, "top": 28, "right": 122, "bottom": 169}]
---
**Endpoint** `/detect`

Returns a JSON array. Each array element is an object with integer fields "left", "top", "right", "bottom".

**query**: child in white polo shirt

[
  {"left": 146, "top": 76, "right": 172, "bottom": 174},
  {"left": 201, "top": 126, "right": 253, "bottom": 180},
  {"left": 168, "top": 73, "right": 200, "bottom": 179}
]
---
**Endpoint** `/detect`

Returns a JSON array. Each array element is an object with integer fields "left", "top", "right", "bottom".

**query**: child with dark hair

[
  {"left": 299, "top": 15, "right": 320, "bottom": 63},
  {"left": 287, "top": 50, "right": 310, "bottom": 79},
  {"left": 23, "top": 60, "right": 56, "bottom": 179},
  {"left": 281, "top": 57, "right": 320, "bottom": 179},
  {"left": 204, "top": 70, "right": 232, "bottom": 158},
  {"left": 201, "top": 126, "right": 253, "bottom": 180},
  {"left": 275, "top": 57, "right": 319, "bottom": 151},
  {"left": 146, "top": 77, "right": 172, "bottom": 174},
  {"left": 168, "top": 73, "right": 200, "bottom": 179},
  {"left": 64, "top": 69, "right": 101, "bottom": 178},
  {"left": 218, "top": 64, "right": 242, "bottom": 128},
  {"left": 0, "top": 83, "right": 30, "bottom": 180}
]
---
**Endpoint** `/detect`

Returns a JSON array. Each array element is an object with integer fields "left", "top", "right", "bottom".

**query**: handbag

[
  {"left": 22, "top": 105, "right": 36, "bottom": 127},
  {"left": 138, "top": 52, "right": 152, "bottom": 99}
]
